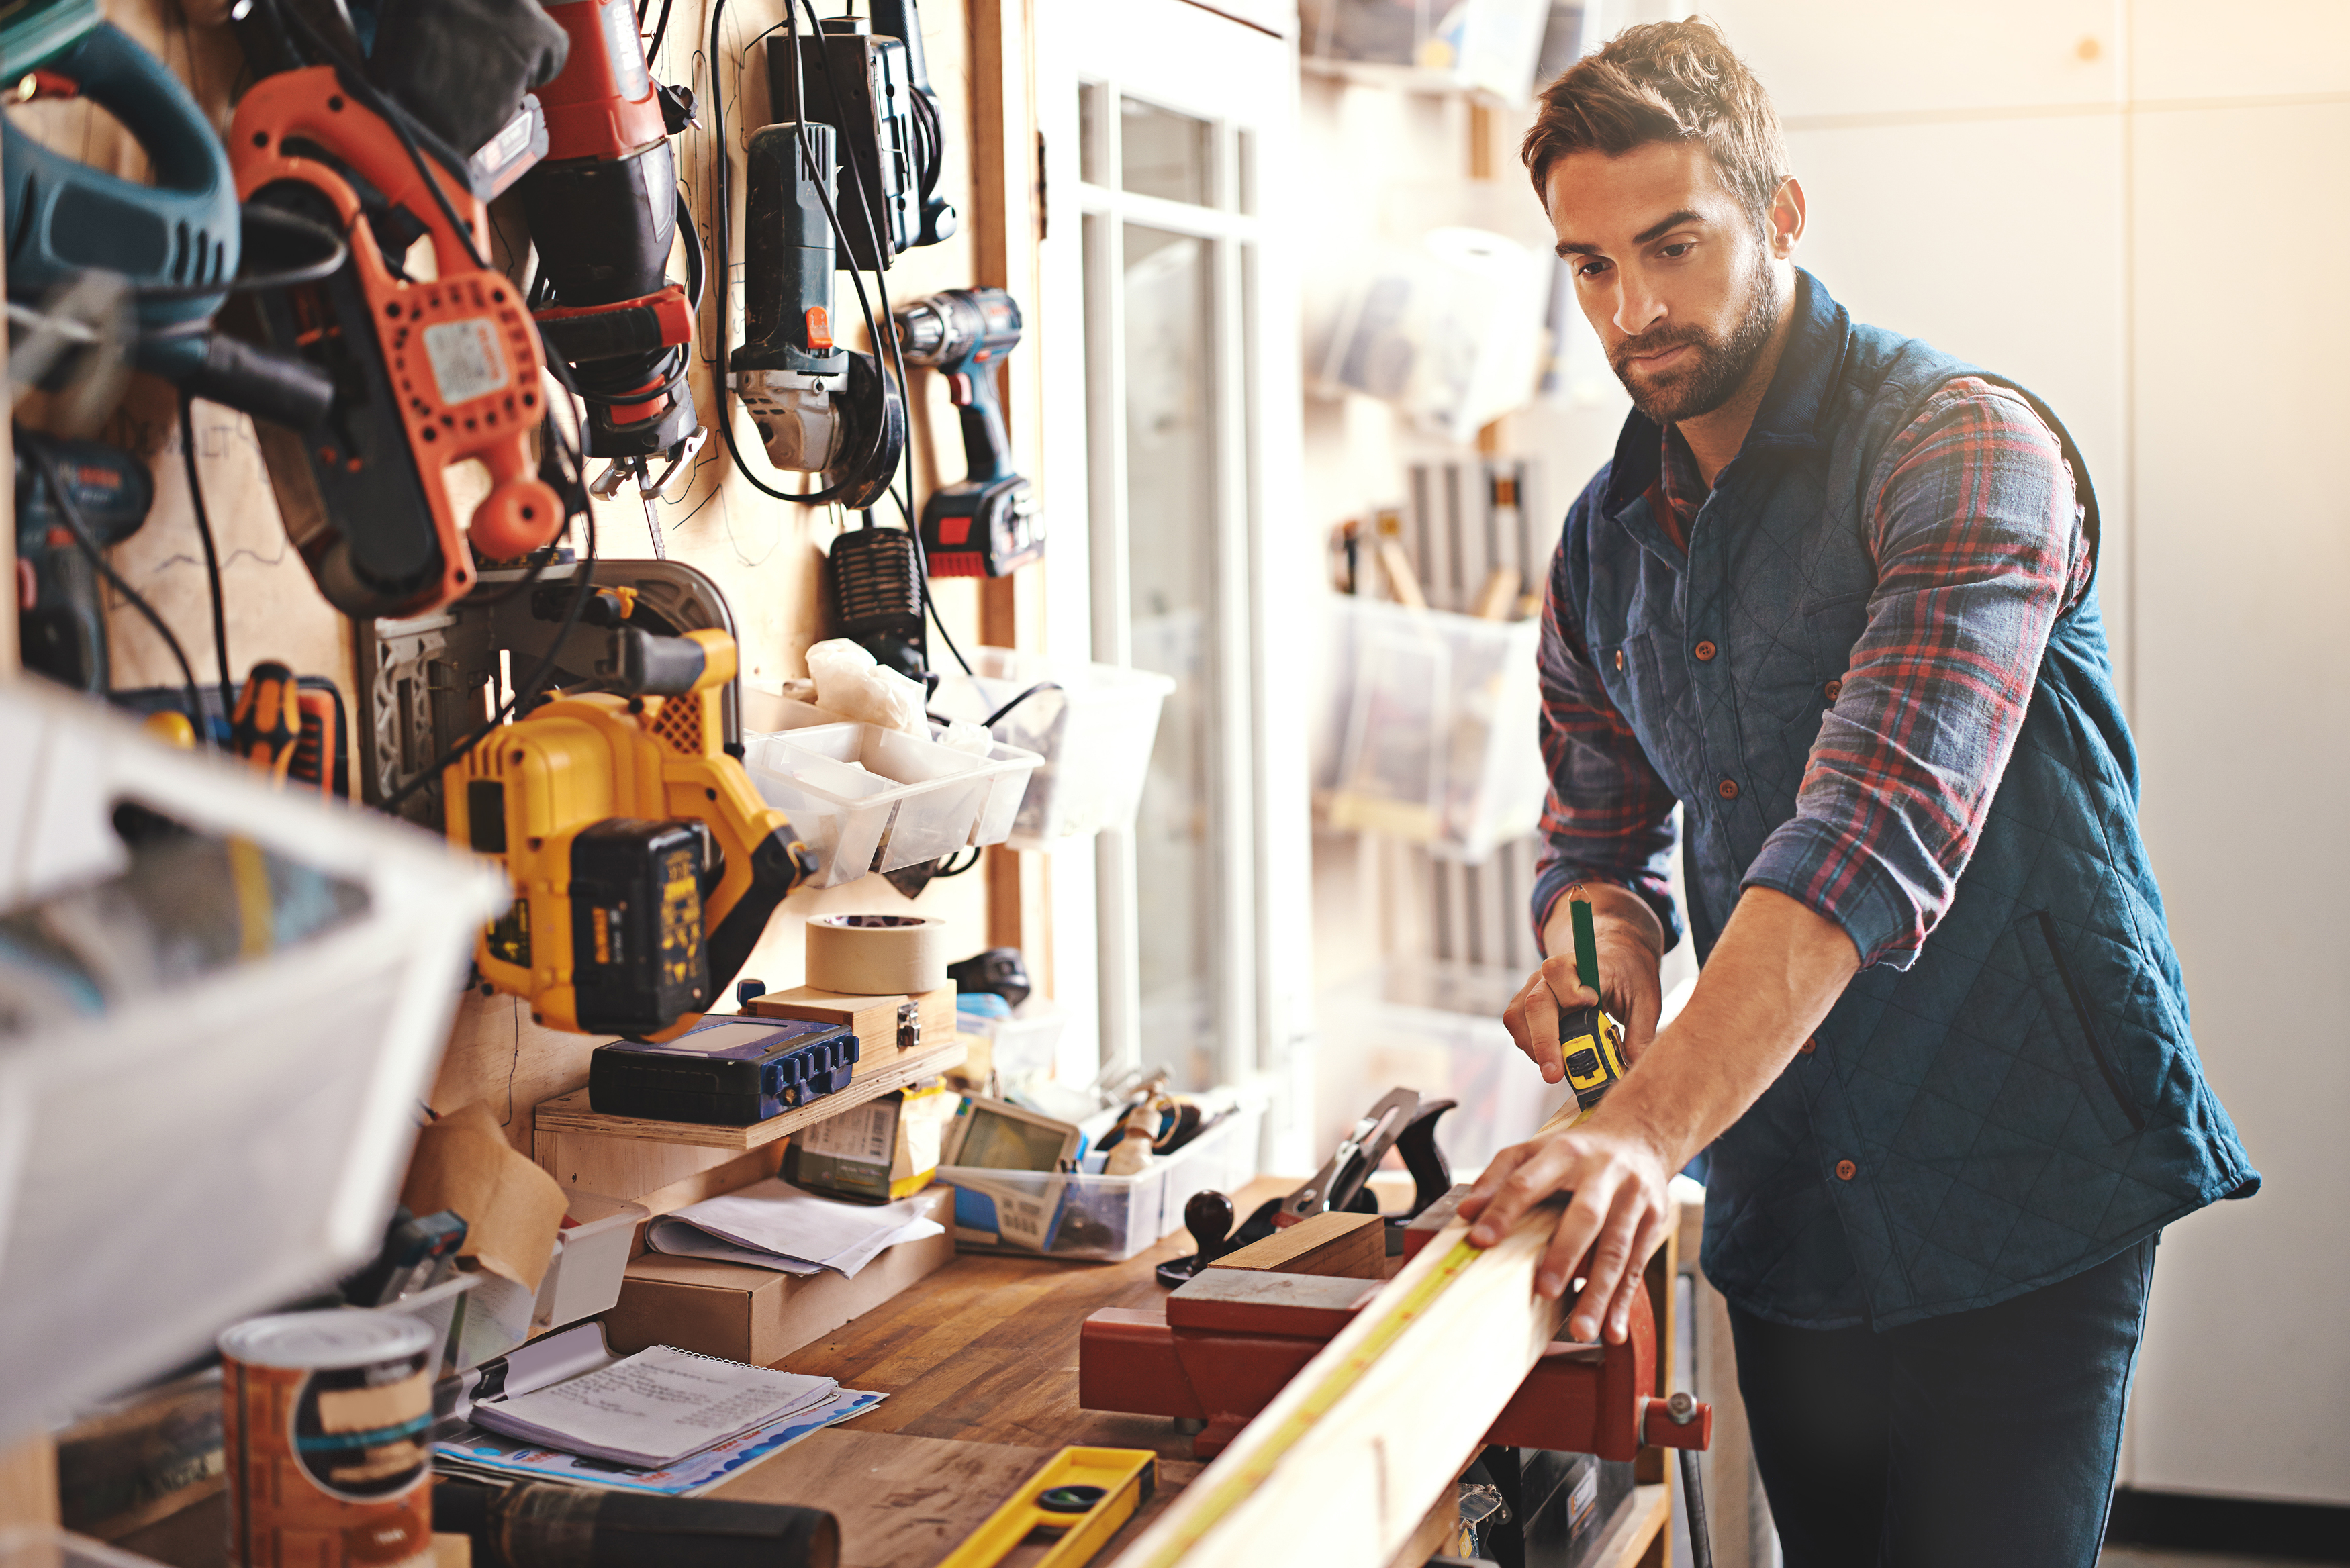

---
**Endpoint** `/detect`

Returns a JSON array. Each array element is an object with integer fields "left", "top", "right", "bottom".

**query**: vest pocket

[{"left": 2017, "top": 909, "right": 2146, "bottom": 1141}]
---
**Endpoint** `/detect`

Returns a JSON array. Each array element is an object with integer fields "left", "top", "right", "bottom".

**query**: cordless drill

[
  {"left": 12, "top": 429, "right": 152, "bottom": 695},
  {"left": 893, "top": 288, "right": 1041, "bottom": 576},
  {"left": 519, "top": 0, "right": 706, "bottom": 515}
]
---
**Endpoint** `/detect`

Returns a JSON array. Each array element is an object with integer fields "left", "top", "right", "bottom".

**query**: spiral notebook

[{"left": 466, "top": 1343, "right": 838, "bottom": 1468}]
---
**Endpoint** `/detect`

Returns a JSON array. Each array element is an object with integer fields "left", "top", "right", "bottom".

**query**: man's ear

[{"left": 1768, "top": 176, "right": 1807, "bottom": 258}]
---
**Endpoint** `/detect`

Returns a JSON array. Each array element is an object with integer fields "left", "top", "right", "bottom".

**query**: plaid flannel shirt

[{"left": 1532, "top": 377, "right": 2092, "bottom": 967}]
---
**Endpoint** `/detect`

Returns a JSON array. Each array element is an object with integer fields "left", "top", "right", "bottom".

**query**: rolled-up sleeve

[
  {"left": 1741, "top": 379, "right": 2090, "bottom": 969},
  {"left": 1530, "top": 516, "right": 1683, "bottom": 954}
]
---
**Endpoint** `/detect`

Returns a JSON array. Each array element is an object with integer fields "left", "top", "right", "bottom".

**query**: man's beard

[{"left": 1608, "top": 251, "right": 1783, "bottom": 425}]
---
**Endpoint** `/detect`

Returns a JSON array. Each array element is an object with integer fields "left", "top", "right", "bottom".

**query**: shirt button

[
  {"left": 1824, "top": 679, "right": 1843, "bottom": 701},
  {"left": 1836, "top": 1159, "right": 1856, "bottom": 1181},
  {"left": 1799, "top": 1036, "right": 1817, "bottom": 1055},
  {"left": 1716, "top": 778, "right": 1739, "bottom": 800},
  {"left": 1613, "top": 648, "right": 1626, "bottom": 673},
  {"left": 1693, "top": 640, "right": 1718, "bottom": 663}
]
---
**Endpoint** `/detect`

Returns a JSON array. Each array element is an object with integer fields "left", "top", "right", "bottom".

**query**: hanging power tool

[
  {"left": 519, "top": 0, "right": 707, "bottom": 546},
  {"left": 769, "top": 0, "right": 956, "bottom": 272},
  {"left": 728, "top": 121, "right": 904, "bottom": 510},
  {"left": 1, "top": 2, "right": 336, "bottom": 429},
  {"left": 443, "top": 626, "right": 817, "bottom": 1040},
  {"left": 894, "top": 288, "right": 1040, "bottom": 577},
  {"left": 11, "top": 428, "right": 152, "bottom": 693},
  {"left": 227, "top": 63, "right": 568, "bottom": 618}
]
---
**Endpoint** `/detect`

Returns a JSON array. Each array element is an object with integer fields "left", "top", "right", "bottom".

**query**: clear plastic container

[
  {"left": 741, "top": 721, "right": 994, "bottom": 879},
  {"left": 0, "top": 680, "right": 507, "bottom": 1444},
  {"left": 937, "top": 1100, "right": 1263, "bottom": 1261},
  {"left": 957, "top": 737, "right": 1045, "bottom": 848},
  {"left": 927, "top": 648, "right": 1176, "bottom": 850},
  {"left": 379, "top": 1271, "right": 481, "bottom": 1377},
  {"left": 1315, "top": 959, "right": 1572, "bottom": 1176},
  {"left": 1315, "top": 595, "right": 1548, "bottom": 864}
]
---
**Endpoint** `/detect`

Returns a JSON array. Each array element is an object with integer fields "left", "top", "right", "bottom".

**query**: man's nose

[{"left": 1615, "top": 271, "right": 1665, "bottom": 338}]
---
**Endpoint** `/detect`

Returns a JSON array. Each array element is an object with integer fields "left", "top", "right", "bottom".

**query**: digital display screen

[{"left": 957, "top": 1107, "right": 1070, "bottom": 1172}]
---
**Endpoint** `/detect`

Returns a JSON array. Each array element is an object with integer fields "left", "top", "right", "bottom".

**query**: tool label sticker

[{"left": 422, "top": 318, "right": 510, "bottom": 407}]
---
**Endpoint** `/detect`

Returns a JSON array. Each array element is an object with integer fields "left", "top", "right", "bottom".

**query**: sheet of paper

[
  {"left": 469, "top": 1344, "right": 837, "bottom": 1467},
  {"left": 436, "top": 1389, "right": 885, "bottom": 1497},
  {"left": 649, "top": 1179, "right": 943, "bottom": 1277},
  {"left": 643, "top": 1222, "right": 825, "bottom": 1275}
]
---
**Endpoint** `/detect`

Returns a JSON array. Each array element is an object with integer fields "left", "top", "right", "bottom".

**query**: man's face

[{"left": 1544, "top": 142, "right": 1787, "bottom": 424}]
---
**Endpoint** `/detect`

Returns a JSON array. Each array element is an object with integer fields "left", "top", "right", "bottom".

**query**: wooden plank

[
  {"left": 532, "top": 1038, "right": 969, "bottom": 1151},
  {"left": 1206, "top": 1210, "right": 1386, "bottom": 1279},
  {"left": 1164, "top": 1270, "right": 1380, "bottom": 1337},
  {"left": 1636, "top": 1215, "right": 1679, "bottom": 1486},
  {"left": 747, "top": 986, "right": 957, "bottom": 1057},
  {"left": 1589, "top": 1483, "right": 1671, "bottom": 1568},
  {"left": 1109, "top": 1201, "right": 1567, "bottom": 1568},
  {"left": 0, "top": 1434, "right": 57, "bottom": 1532}
]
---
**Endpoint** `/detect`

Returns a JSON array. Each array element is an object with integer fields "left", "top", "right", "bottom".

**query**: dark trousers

[{"left": 1727, "top": 1236, "right": 2157, "bottom": 1568}]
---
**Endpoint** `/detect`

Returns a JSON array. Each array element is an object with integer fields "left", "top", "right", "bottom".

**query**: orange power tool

[{"left": 228, "top": 66, "right": 565, "bottom": 619}]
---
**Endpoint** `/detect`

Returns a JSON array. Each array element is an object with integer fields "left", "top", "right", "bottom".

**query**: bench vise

[{"left": 1078, "top": 1194, "right": 1714, "bottom": 1463}]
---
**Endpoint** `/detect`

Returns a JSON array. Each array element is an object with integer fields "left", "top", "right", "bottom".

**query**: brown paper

[{"left": 399, "top": 1101, "right": 568, "bottom": 1290}]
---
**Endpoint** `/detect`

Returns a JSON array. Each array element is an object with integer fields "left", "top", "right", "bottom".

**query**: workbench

[{"left": 108, "top": 1176, "right": 1682, "bottom": 1568}]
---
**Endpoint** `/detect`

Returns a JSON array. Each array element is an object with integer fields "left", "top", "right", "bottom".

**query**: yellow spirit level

[{"left": 937, "top": 1447, "right": 1156, "bottom": 1568}]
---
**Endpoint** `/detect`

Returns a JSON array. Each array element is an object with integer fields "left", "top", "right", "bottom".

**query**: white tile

[
  {"left": 1701, "top": 1, "right": 2122, "bottom": 122},
  {"left": 2126, "top": 101, "right": 2350, "bottom": 1509},
  {"left": 2132, "top": 0, "right": 2350, "bottom": 101}
]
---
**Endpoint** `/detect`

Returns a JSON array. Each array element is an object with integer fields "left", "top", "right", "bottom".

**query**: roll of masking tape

[{"left": 805, "top": 913, "right": 950, "bottom": 994}]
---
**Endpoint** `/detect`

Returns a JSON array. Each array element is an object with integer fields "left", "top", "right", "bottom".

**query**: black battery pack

[
  {"left": 590, "top": 1014, "right": 862, "bottom": 1124},
  {"left": 570, "top": 819, "right": 709, "bottom": 1038}
]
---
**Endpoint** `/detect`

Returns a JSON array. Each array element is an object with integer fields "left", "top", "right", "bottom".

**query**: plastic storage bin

[
  {"left": 938, "top": 1099, "right": 1263, "bottom": 1261},
  {"left": 742, "top": 722, "right": 994, "bottom": 880},
  {"left": 0, "top": 680, "right": 506, "bottom": 1445},
  {"left": 1315, "top": 595, "right": 1547, "bottom": 863},
  {"left": 1315, "top": 959, "right": 1574, "bottom": 1176},
  {"left": 927, "top": 648, "right": 1176, "bottom": 850}
]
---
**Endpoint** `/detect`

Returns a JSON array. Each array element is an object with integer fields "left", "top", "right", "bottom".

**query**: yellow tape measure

[
  {"left": 1126, "top": 1234, "right": 1487, "bottom": 1568},
  {"left": 938, "top": 1446, "right": 1158, "bottom": 1568}
]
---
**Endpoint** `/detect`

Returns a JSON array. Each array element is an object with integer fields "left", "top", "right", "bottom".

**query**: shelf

[
  {"left": 532, "top": 1036, "right": 969, "bottom": 1151},
  {"left": 1589, "top": 1481, "right": 1670, "bottom": 1568}
]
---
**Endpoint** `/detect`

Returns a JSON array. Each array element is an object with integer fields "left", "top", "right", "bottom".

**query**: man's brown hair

[{"left": 1521, "top": 19, "right": 1789, "bottom": 236}]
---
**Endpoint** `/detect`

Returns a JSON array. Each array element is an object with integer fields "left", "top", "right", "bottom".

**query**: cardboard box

[{"left": 602, "top": 1185, "right": 955, "bottom": 1364}]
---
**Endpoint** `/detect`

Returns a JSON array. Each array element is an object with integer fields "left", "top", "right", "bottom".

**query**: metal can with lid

[{"left": 218, "top": 1310, "right": 436, "bottom": 1568}]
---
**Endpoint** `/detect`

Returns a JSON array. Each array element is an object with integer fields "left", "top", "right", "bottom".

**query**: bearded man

[{"left": 1454, "top": 21, "right": 2258, "bottom": 1567}]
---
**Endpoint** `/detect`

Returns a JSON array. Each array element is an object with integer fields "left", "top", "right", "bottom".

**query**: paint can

[{"left": 218, "top": 1310, "right": 436, "bottom": 1568}]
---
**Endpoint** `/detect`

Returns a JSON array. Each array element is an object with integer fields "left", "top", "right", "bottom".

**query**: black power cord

[
  {"left": 177, "top": 393, "right": 235, "bottom": 715},
  {"left": 21, "top": 435, "right": 207, "bottom": 741}
]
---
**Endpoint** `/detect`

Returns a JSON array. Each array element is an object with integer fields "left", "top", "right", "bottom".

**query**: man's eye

[
  {"left": 1576, "top": 259, "right": 1610, "bottom": 279},
  {"left": 1659, "top": 242, "right": 1695, "bottom": 259}
]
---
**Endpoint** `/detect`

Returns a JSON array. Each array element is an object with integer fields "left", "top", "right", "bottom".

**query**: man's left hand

[{"left": 1456, "top": 1115, "right": 1675, "bottom": 1344}]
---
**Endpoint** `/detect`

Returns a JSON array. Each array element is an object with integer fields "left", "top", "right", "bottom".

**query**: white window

[{"left": 1035, "top": 0, "right": 1309, "bottom": 1137}]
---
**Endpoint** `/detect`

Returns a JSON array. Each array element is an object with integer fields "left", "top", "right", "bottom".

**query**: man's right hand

[{"left": 1505, "top": 885, "right": 1665, "bottom": 1080}]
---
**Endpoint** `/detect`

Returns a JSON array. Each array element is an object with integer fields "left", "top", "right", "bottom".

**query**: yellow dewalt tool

[
  {"left": 1561, "top": 895, "right": 1629, "bottom": 1118},
  {"left": 938, "top": 1447, "right": 1156, "bottom": 1568},
  {"left": 443, "top": 628, "right": 815, "bottom": 1040}
]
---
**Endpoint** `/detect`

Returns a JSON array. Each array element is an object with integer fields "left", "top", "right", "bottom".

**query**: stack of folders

[{"left": 645, "top": 1179, "right": 943, "bottom": 1277}]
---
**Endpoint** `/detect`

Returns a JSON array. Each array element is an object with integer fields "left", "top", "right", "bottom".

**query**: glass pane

[
  {"left": 1123, "top": 223, "right": 1219, "bottom": 1085},
  {"left": 1078, "top": 82, "right": 1106, "bottom": 185},
  {"left": 1121, "top": 97, "right": 1212, "bottom": 207}
]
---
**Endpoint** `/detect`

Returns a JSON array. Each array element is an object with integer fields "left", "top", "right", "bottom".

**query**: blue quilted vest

[{"left": 1562, "top": 271, "right": 2259, "bottom": 1328}]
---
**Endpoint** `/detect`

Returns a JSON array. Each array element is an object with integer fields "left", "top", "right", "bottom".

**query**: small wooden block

[
  {"left": 1165, "top": 1269, "right": 1382, "bottom": 1337},
  {"left": 1207, "top": 1210, "right": 1386, "bottom": 1279},
  {"left": 745, "top": 985, "right": 956, "bottom": 1058}
]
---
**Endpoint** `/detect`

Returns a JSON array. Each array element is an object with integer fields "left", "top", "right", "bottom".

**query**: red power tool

[
  {"left": 518, "top": 0, "right": 705, "bottom": 546},
  {"left": 230, "top": 66, "right": 565, "bottom": 618}
]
